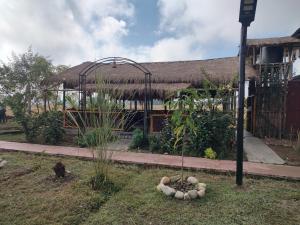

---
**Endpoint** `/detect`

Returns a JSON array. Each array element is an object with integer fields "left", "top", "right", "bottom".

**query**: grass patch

[
  {"left": 0, "top": 133, "right": 27, "bottom": 142},
  {"left": 0, "top": 151, "right": 299, "bottom": 225}
]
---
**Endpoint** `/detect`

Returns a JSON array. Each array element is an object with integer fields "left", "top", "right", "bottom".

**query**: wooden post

[
  {"left": 259, "top": 46, "right": 262, "bottom": 74},
  {"left": 252, "top": 47, "right": 256, "bottom": 65},
  {"left": 63, "top": 81, "right": 66, "bottom": 111}
]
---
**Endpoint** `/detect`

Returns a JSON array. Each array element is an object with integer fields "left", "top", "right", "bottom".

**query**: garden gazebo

[{"left": 48, "top": 56, "right": 257, "bottom": 134}]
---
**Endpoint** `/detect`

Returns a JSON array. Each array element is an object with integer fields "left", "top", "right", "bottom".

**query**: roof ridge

[{"left": 139, "top": 56, "right": 237, "bottom": 65}]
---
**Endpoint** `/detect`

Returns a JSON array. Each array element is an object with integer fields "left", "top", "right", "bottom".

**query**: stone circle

[{"left": 157, "top": 176, "right": 206, "bottom": 200}]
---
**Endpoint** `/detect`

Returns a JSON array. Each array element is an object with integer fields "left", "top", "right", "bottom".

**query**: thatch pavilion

[{"left": 49, "top": 56, "right": 257, "bottom": 134}]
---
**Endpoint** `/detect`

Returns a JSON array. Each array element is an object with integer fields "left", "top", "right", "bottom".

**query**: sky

[{"left": 0, "top": 0, "right": 299, "bottom": 66}]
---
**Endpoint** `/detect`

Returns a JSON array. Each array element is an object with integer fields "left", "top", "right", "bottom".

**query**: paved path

[
  {"left": 244, "top": 131, "right": 285, "bottom": 165},
  {"left": 0, "top": 141, "right": 299, "bottom": 180}
]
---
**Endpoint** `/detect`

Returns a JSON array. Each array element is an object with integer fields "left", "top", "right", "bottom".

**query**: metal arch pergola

[{"left": 78, "top": 57, "right": 152, "bottom": 137}]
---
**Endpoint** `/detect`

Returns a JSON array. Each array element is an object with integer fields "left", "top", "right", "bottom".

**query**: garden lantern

[{"left": 236, "top": 0, "right": 257, "bottom": 186}]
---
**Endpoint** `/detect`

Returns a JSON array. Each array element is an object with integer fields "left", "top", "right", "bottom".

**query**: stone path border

[{"left": 0, "top": 141, "right": 299, "bottom": 181}]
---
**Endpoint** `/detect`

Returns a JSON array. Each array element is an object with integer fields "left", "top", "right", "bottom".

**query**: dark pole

[
  {"left": 143, "top": 73, "right": 148, "bottom": 138},
  {"left": 236, "top": 24, "right": 248, "bottom": 186}
]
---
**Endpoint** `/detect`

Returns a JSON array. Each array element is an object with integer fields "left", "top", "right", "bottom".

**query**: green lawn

[
  {"left": 0, "top": 133, "right": 27, "bottom": 142},
  {"left": 0, "top": 152, "right": 299, "bottom": 225}
]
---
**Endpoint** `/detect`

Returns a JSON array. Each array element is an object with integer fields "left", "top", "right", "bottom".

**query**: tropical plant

[{"left": 68, "top": 78, "right": 137, "bottom": 190}]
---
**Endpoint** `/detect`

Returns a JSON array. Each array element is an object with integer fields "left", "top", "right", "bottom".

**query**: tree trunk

[{"left": 26, "top": 84, "right": 32, "bottom": 114}]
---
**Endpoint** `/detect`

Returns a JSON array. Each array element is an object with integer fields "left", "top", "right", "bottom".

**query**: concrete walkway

[
  {"left": 0, "top": 141, "right": 299, "bottom": 181},
  {"left": 244, "top": 131, "right": 285, "bottom": 165}
]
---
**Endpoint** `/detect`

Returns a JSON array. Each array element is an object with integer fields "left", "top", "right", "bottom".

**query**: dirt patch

[
  {"left": 268, "top": 145, "right": 300, "bottom": 166},
  {"left": 0, "top": 165, "right": 41, "bottom": 182},
  {"left": 44, "top": 173, "right": 76, "bottom": 185},
  {"left": 169, "top": 180, "right": 196, "bottom": 192}
]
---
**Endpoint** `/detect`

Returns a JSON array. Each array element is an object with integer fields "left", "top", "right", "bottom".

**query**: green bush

[
  {"left": 189, "top": 112, "right": 235, "bottom": 158},
  {"left": 129, "top": 128, "right": 148, "bottom": 149},
  {"left": 41, "top": 111, "right": 65, "bottom": 145},
  {"left": 160, "top": 111, "right": 235, "bottom": 158},
  {"left": 148, "top": 134, "right": 161, "bottom": 152},
  {"left": 204, "top": 147, "right": 217, "bottom": 159},
  {"left": 77, "top": 128, "right": 116, "bottom": 147}
]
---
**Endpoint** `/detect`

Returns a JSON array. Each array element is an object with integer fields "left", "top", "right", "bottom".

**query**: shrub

[
  {"left": 41, "top": 111, "right": 65, "bottom": 145},
  {"left": 160, "top": 111, "right": 235, "bottom": 158},
  {"left": 160, "top": 120, "right": 180, "bottom": 154},
  {"left": 149, "top": 134, "right": 161, "bottom": 152},
  {"left": 77, "top": 128, "right": 116, "bottom": 147},
  {"left": 204, "top": 147, "right": 217, "bottom": 159},
  {"left": 129, "top": 128, "right": 148, "bottom": 149},
  {"left": 190, "top": 112, "right": 235, "bottom": 158}
]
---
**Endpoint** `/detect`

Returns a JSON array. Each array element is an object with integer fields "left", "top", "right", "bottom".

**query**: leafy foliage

[
  {"left": 189, "top": 112, "right": 235, "bottom": 158},
  {"left": 129, "top": 128, "right": 148, "bottom": 149},
  {"left": 204, "top": 147, "right": 217, "bottom": 159},
  {"left": 6, "top": 94, "right": 43, "bottom": 142},
  {"left": 0, "top": 47, "right": 54, "bottom": 113},
  {"left": 148, "top": 134, "right": 161, "bottom": 152},
  {"left": 77, "top": 128, "right": 117, "bottom": 148},
  {"left": 41, "top": 111, "right": 65, "bottom": 145},
  {"left": 6, "top": 94, "right": 64, "bottom": 144},
  {"left": 157, "top": 78, "right": 235, "bottom": 159}
]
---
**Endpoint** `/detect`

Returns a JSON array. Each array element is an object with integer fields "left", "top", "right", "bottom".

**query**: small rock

[
  {"left": 160, "top": 176, "right": 171, "bottom": 185},
  {"left": 184, "top": 193, "right": 191, "bottom": 200},
  {"left": 0, "top": 160, "right": 7, "bottom": 168},
  {"left": 188, "top": 190, "right": 198, "bottom": 199},
  {"left": 174, "top": 191, "right": 184, "bottom": 199},
  {"left": 156, "top": 183, "right": 165, "bottom": 192},
  {"left": 66, "top": 170, "right": 71, "bottom": 174},
  {"left": 160, "top": 185, "right": 176, "bottom": 196},
  {"left": 197, "top": 183, "right": 207, "bottom": 190},
  {"left": 197, "top": 189, "right": 205, "bottom": 198},
  {"left": 187, "top": 176, "right": 198, "bottom": 184}
]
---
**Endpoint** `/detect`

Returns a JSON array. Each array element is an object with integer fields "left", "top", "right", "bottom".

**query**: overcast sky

[{"left": 0, "top": 0, "right": 299, "bottom": 66}]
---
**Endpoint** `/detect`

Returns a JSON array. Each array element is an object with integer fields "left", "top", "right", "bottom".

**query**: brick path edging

[{"left": 0, "top": 141, "right": 299, "bottom": 181}]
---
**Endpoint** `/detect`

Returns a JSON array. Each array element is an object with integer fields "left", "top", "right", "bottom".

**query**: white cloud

[
  {"left": 0, "top": 0, "right": 299, "bottom": 66},
  {"left": 0, "top": 0, "right": 135, "bottom": 65},
  {"left": 156, "top": 0, "right": 300, "bottom": 57},
  {"left": 148, "top": 36, "right": 203, "bottom": 61},
  {"left": 93, "top": 17, "right": 128, "bottom": 44}
]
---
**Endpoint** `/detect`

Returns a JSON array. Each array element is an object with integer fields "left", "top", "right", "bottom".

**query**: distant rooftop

[{"left": 247, "top": 27, "right": 300, "bottom": 47}]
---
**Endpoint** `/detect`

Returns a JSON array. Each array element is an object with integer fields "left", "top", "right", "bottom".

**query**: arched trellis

[{"left": 78, "top": 57, "right": 152, "bottom": 137}]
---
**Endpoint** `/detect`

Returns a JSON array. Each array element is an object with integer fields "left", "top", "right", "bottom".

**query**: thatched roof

[
  {"left": 292, "top": 28, "right": 300, "bottom": 38},
  {"left": 49, "top": 57, "right": 257, "bottom": 88},
  {"left": 76, "top": 83, "right": 191, "bottom": 99},
  {"left": 247, "top": 36, "right": 300, "bottom": 47}
]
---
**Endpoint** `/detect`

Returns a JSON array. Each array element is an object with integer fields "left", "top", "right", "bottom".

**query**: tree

[{"left": 0, "top": 47, "right": 54, "bottom": 114}]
